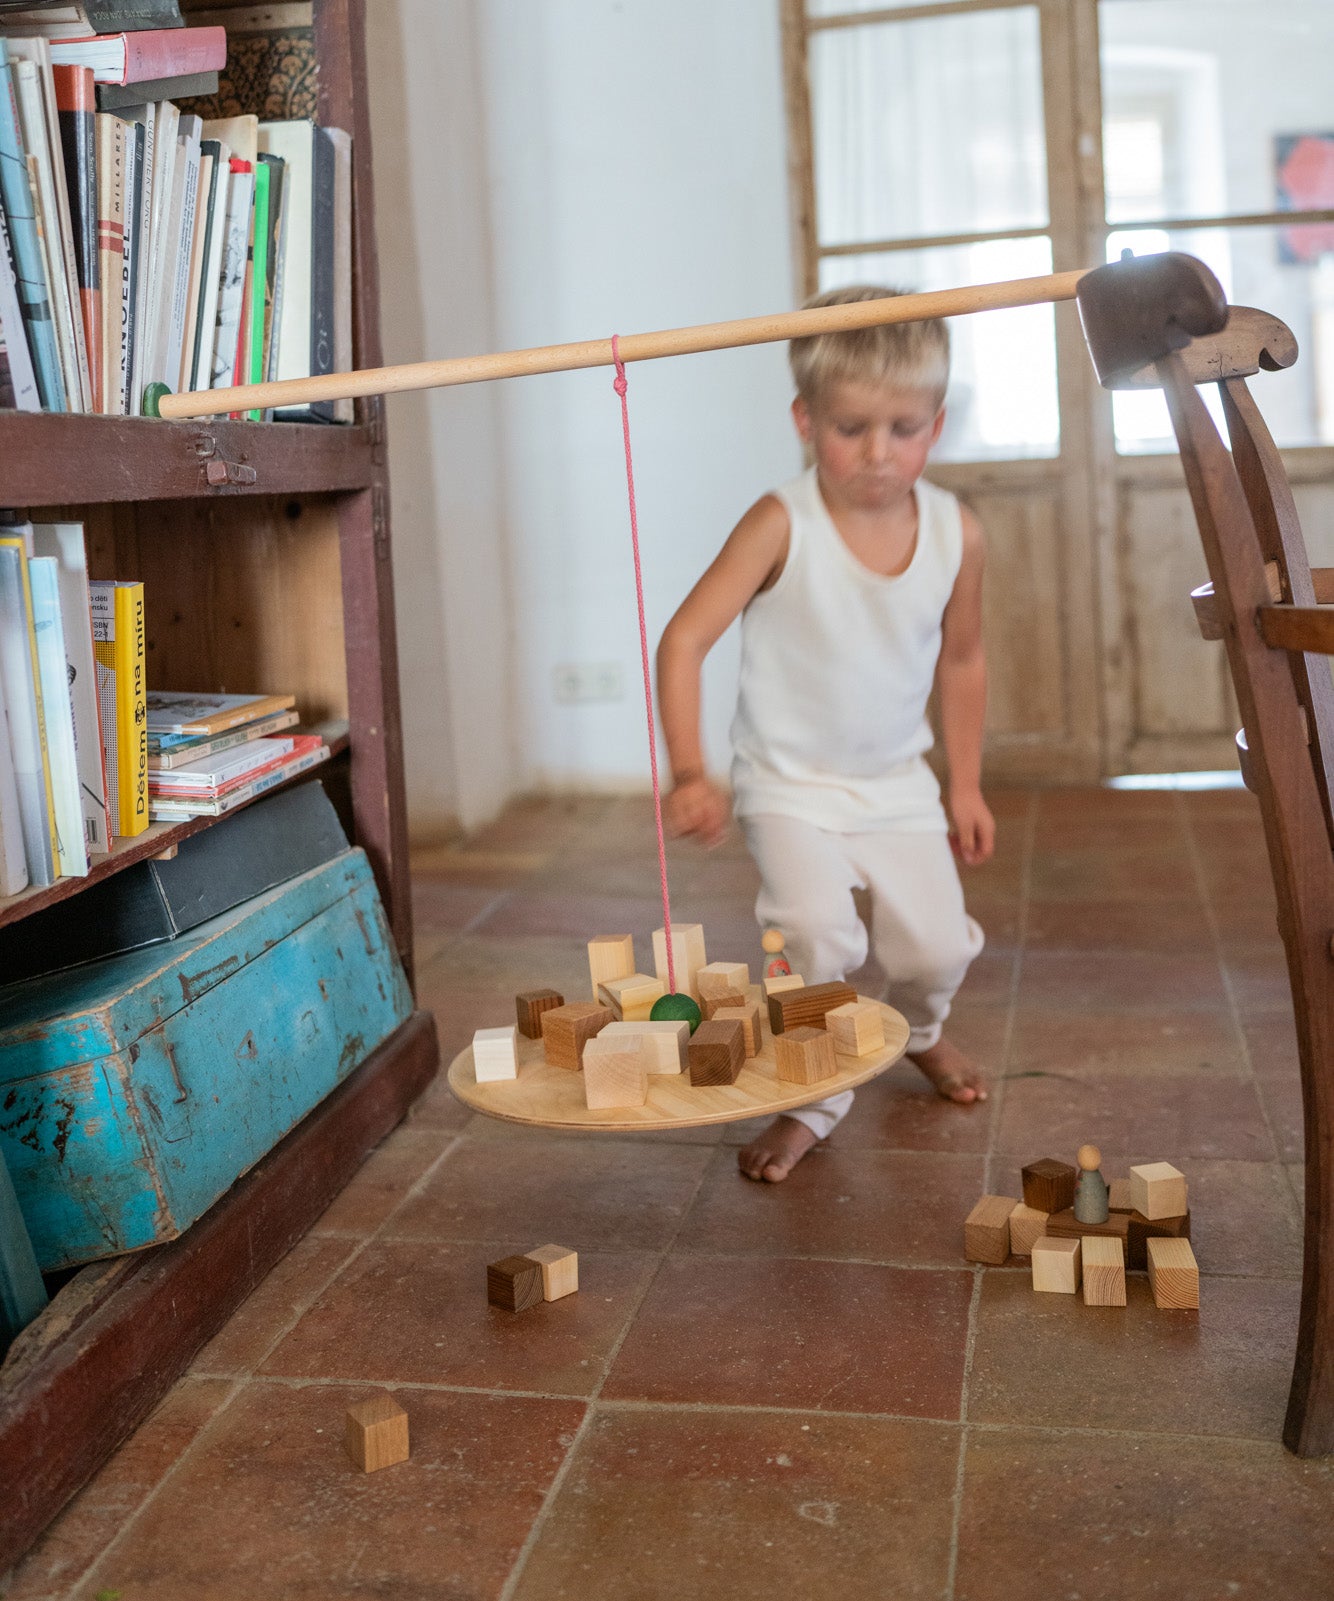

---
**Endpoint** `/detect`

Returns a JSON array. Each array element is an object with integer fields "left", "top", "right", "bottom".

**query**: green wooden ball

[{"left": 650, "top": 993, "right": 702, "bottom": 1033}]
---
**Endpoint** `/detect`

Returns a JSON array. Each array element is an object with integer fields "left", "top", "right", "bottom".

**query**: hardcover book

[
  {"left": 52, "top": 61, "right": 97, "bottom": 408},
  {"left": 48, "top": 25, "right": 225, "bottom": 86},
  {"left": 145, "top": 689, "right": 295, "bottom": 736}
]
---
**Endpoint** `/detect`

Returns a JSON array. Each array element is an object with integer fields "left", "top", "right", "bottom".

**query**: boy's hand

[
  {"left": 948, "top": 787, "right": 995, "bottom": 866},
  {"left": 665, "top": 776, "right": 731, "bottom": 847}
]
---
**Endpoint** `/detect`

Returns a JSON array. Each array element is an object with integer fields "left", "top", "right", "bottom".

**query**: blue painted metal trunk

[{"left": 0, "top": 849, "right": 413, "bottom": 1270}]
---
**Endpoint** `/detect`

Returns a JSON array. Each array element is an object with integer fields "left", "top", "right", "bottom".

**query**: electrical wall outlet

[{"left": 553, "top": 662, "right": 624, "bottom": 704}]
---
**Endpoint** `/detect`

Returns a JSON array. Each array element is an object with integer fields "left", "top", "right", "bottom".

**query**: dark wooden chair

[{"left": 1077, "top": 252, "right": 1334, "bottom": 1456}]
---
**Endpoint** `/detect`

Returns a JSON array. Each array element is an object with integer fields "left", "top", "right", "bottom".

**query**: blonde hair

[{"left": 789, "top": 285, "right": 950, "bottom": 408}]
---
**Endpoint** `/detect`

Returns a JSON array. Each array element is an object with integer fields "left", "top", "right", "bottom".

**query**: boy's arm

[
  {"left": 937, "top": 505, "right": 994, "bottom": 866},
  {"left": 656, "top": 494, "right": 788, "bottom": 844}
]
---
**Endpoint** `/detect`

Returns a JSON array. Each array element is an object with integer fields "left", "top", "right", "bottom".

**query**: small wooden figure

[
  {"left": 702, "top": 989, "right": 748, "bottom": 1020},
  {"left": 597, "top": 972, "right": 667, "bottom": 1022},
  {"left": 472, "top": 1025, "right": 519, "bottom": 1083},
  {"left": 1146, "top": 1235, "right": 1199, "bottom": 1309},
  {"left": 767, "top": 980, "right": 857, "bottom": 1036},
  {"left": 345, "top": 1392, "right": 410, "bottom": 1472},
  {"left": 653, "top": 922, "right": 708, "bottom": 1000},
  {"left": 1129, "top": 1162, "right": 1188, "bottom": 1222},
  {"left": 764, "top": 972, "right": 805, "bottom": 997},
  {"left": 1081, "top": 1236, "right": 1126, "bottom": 1306},
  {"left": 598, "top": 1018, "right": 689, "bottom": 1073},
  {"left": 825, "top": 1000, "right": 885, "bottom": 1058},
  {"left": 711, "top": 1000, "right": 763, "bottom": 1056},
  {"left": 1073, "top": 1144, "right": 1110, "bottom": 1225},
  {"left": 773, "top": 1025, "right": 838, "bottom": 1086},
  {"left": 697, "top": 961, "right": 750, "bottom": 999},
  {"left": 588, "top": 934, "right": 635, "bottom": 1001},
  {"left": 761, "top": 927, "right": 792, "bottom": 978},
  {"left": 582, "top": 1033, "right": 649, "bottom": 1109},
  {"left": 1031, "top": 1236, "right": 1081, "bottom": 1294},
  {"left": 487, "top": 1254, "right": 544, "bottom": 1312},
  {"left": 516, "top": 988, "right": 564, "bottom": 1039},
  {"left": 964, "top": 1195, "right": 1018, "bottom": 1265},
  {"left": 524, "top": 1243, "right": 579, "bottom": 1301},
  {"left": 1007, "top": 1201, "right": 1049, "bottom": 1257},
  {"left": 1021, "top": 1157, "right": 1077, "bottom": 1215},
  {"left": 541, "top": 1002, "right": 614, "bottom": 1071},
  {"left": 687, "top": 1019, "right": 746, "bottom": 1086}
]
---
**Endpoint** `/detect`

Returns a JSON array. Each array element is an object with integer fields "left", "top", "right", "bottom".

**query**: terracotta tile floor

[{"left": 9, "top": 785, "right": 1334, "bottom": 1600}]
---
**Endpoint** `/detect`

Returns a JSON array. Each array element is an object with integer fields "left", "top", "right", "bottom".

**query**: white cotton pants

[{"left": 743, "top": 811, "right": 985, "bottom": 1141}]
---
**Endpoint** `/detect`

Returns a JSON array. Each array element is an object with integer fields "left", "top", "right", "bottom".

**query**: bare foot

[
  {"left": 738, "top": 1115, "right": 819, "bottom": 1182},
  {"left": 908, "top": 1036, "right": 988, "bottom": 1105}
]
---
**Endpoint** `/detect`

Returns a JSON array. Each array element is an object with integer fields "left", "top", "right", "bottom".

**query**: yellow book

[
  {"left": 88, "top": 580, "right": 148, "bottom": 838},
  {"left": 0, "top": 534, "right": 59, "bottom": 861}
]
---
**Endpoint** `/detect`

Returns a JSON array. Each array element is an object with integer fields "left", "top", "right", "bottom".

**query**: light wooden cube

[
  {"left": 702, "top": 989, "right": 747, "bottom": 1020},
  {"left": 582, "top": 1033, "right": 649, "bottom": 1109},
  {"left": 964, "top": 1195, "right": 1017, "bottom": 1265},
  {"left": 697, "top": 961, "right": 750, "bottom": 999},
  {"left": 472, "top": 1025, "right": 519, "bottom": 1083},
  {"left": 1031, "top": 1236, "right": 1081, "bottom": 1294},
  {"left": 1107, "top": 1177, "right": 1134, "bottom": 1213},
  {"left": 825, "top": 1000, "right": 885, "bottom": 1058},
  {"left": 345, "top": 1392, "right": 409, "bottom": 1472},
  {"left": 599, "top": 1018, "right": 688, "bottom": 1073},
  {"left": 711, "top": 1001, "right": 762, "bottom": 1056},
  {"left": 1007, "top": 1201, "right": 1049, "bottom": 1258},
  {"left": 1129, "top": 1162, "right": 1188, "bottom": 1221},
  {"left": 653, "top": 922, "right": 707, "bottom": 1000},
  {"left": 1082, "top": 1236, "right": 1127, "bottom": 1306},
  {"left": 764, "top": 971, "right": 805, "bottom": 996},
  {"left": 597, "top": 972, "right": 666, "bottom": 1022},
  {"left": 588, "top": 935, "right": 636, "bottom": 1001},
  {"left": 1146, "top": 1236, "right": 1199, "bottom": 1310},
  {"left": 524, "top": 1243, "right": 578, "bottom": 1301}
]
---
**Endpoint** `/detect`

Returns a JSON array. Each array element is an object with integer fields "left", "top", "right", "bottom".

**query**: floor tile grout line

[{"left": 944, "top": 1269, "right": 985, "bottom": 1601}]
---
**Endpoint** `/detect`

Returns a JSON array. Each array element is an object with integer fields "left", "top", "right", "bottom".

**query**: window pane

[
  {"left": 819, "top": 236, "right": 1059, "bottom": 462},
  {"left": 1107, "top": 227, "right": 1334, "bottom": 453},
  {"left": 810, "top": 9, "right": 1047, "bottom": 247},
  {"left": 1100, "top": 0, "right": 1334, "bottom": 224},
  {"left": 807, "top": 0, "right": 938, "bottom": 12}
]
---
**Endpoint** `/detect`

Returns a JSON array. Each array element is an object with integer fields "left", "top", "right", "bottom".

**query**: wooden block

[
  {"left": 582, "top": 1033, "right": 649, "bottom": 1109},
  {"left": 472, "top": 1025, "right": 519, "bottom": 1083},
  {"left": 702, "top": 989, "right": 747, "bottom": 1020},
  {"left": 825, "top": 1000, "right": 885, "bottom": 1057},
  {"left": 1081, "top": 1235, "right": 1127, "bottom": 1306},
  {"left": 697, "top": 961, "right": 750, "bottom": 999},
  {"left": 516, "top": 988, "right": 564, "bottom": 1039},
  {"left": 1007, "top": 1201, "right": 1049, "bottom": 1257},
  {"left": 766, "top": 981, "right": 857, "bottom": 1036},
  {"left": 687, "top": 1019, "right": 746, "bottom": 1087},
  {"left": 964, "top": 1194, "right": 1018, "bottom": 1265},
  {"left": 1129, "top": 1162, "right": 1188, "bottom": 1221},
  {"left": 588, "top": 934, "right": 635, "bottom": 1001},
  {"left": 1146, "top": 1235, "right": 1199, "bottom": 1310},
  {"left": 764, "top": 971, "right": 805, "bottom": 996},
  {"left": 524, "top": 1243, "right": 579, "bottom": 1301},
  {"left": 1031, "top": 1236, "right": 1081, "bottom": 1294},
  {"left": 1021, "top": 1157, "right": 1077, "bottom": 1214},
  {"left": 345, "top": 1392, "right": 409, "bottom": 1472},
  {"left": 653, "top": 922, "right": 708, "bottom": 1000},
  {"left": 541, "top": 1002, "right": 614, "bottom": 1071},
  {"left": 1044, "top": 1206, "right": 1130, "bottom": 1255},
  {"left": 1126, "top": 1208, "right": 1190, "bottom": 1272},
  {"left": 1107, "top": 1177, "right": 1134, "bottom": 1213},
  {"left": 711, "top": 1000, "right": 762, "bottom": 1056},
  {"left": 599, "top": 1018, "right": 688, "bottom": 1073},
  {"left": 597, "top": 972, "right": 666, "bottom": 1022},
  {"left": 773, "top": 1025, "right": 838, "bottom": 1086},
  {"left": 487, "top": 1254, "right": 544, "bottom": 1312}
]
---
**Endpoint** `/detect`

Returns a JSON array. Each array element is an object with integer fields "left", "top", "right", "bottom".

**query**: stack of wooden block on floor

[{"left": 486, "top": 1243, "right": 579, "bottom": 1313}]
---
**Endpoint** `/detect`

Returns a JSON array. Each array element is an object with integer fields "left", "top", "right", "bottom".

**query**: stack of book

[
  {"left": 147, "top": 692, "right": 327, "bottom": 819},
  {"left": 0, "top": 1, "right": 352, "bottom": 419}
]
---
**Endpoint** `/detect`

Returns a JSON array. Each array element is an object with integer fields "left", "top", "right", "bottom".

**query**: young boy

[{"left": 656, "top": 284, "right": 994, "bottom": 1183}]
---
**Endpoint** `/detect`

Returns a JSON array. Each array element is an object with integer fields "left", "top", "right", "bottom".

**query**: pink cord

[{"left": 611, "top": 335, "right": 676, "bottom": 995}]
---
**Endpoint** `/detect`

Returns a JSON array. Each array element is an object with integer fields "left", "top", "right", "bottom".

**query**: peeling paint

[
  {"left": 52, "top": 1097, "right": 76, "bottom": 1162},
  {"left": 177, "top": 954, "right": 241, "bottom": 1005}
]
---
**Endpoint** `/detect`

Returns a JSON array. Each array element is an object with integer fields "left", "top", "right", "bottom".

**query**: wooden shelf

[
  {"left": 0, "top": 413, "right": 378, "bottom": 504},
  {"left": 0, "top": 726, "right": 349, "bottom": 932}
]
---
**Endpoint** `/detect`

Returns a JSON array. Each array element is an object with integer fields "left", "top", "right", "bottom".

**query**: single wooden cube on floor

[
  {"left": 703, "top": 989, "right": 747, "bottom": 1020},
  {"left": 472, "top": 1025, "right": 519, "bottom": 1083},
  {"left": 1031, "top": 1236, "right": 1081, "bottom": 1294},
  {"left": 541, "top": 1001, "right": 614, "bottom": 1071},
  {"left": 516, "top": 988, "right": 564, "bottom": 1040},
  {"left": 345, "top": 1392, "right": 410, "bottom": 1472},
  {"left": 524, "top": 1243, "right": 579, "bottom": 1301},
  {"left": 1129, "top": 1161, "right": 1188, "bottom": 1221},
  {"left": 767, "top": 981, "right": 857, "bottom": 1036},
  {"left": 964, "top": 1194, "right": 1018, "bottom": 1265},
  {"left": 487, "top": 1254, "right": 545, "bottom": 1312},
  {"left": 599, "top": 1018, "right": 688, "bottom": 1073},
  {"left": 1146, "top": 1235, "right": 1200, "bottom": 1309},
  {"left": 1082, "top": 1236, "right": 1127, "bottom": 1307},
  {"left": 1126, "top": 1208, "right": 1191, "bottom": 1272},
  {"left": 597, "top": 972, "right": 666, "bottom": 1022},
  {"left": 1008, "top": 1201, "right": 1049, "bottom": 1257},
  {"left": 688, "top": 1018, "right": 746, "bottom": 1087},
  {"left": 1022, "top": 1157, "right": 1077, "bottom": 1215},
  {"left": 588, "top": 934, "right": 636, "bottom": 1001},
  {"left": 653, "top": 922, "right": 707, "bottom": 1000},
  {"left": 712, "top": 1000, "right": 763, "bottom": 1056},
  {"left": 773, "top": 1025, "right": 837, "bottom": 1086},
  {"left": 583, "top": 1033, "right": 649, "bottom": 1109},
  {"left": 764, "top": 972, "right": 805, "bottom": 997},
  {"left": 697, "top": 961, "right": 750, "bottom": 1000},
  {"left": 1107, "top": 1177, "right": 1134, "bottom": 1214},
  {"left": 825, "top": 1000, "right": 885, "bottom": 1058}
]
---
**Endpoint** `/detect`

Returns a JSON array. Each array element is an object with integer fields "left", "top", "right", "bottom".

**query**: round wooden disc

[{"left": 447, "top": 992, "right": 910, "bottom": 1132}]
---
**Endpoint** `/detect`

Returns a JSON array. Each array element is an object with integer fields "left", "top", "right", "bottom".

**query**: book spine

[
  {"left": 209, "top": 158, "right": 249, "bottom": 387},
  {"left": 0, "top": 697, "right": 30, "bottom": 896},
  {"left": 0, "top": 201, "right": 40, "bottom": 408},
  {"left": 87, "top": 579, "right": 119, "bottom": 834},
  {"left": 118, "top": 26, "right": 227, "bottom": 86},
  {"left": 0, "top": 52, "right": 66, "bottom": 408},
  {"left": 150, "top": 744, "right": 328, "bottom": 817},
  {"left": 28, "top": 556, "right": 87, "bottom": 876},
  {"left": 148, "top": 707, "right": 298, "bottom": 769},
  {"left": 94, "top": 109, "right": 125, "bottom": 414},
  {"left": 113, "top": 581, "right": 147, "bottom": 836},
  {"left": 54, "top": 64, "right": 99, "bottom": 411},
  {"left": 245, "top": 152, "right": 269, "bottom": 419},
  {"left": 307, "top": 123, "right": 335, "bottom": 421},
  {"left": 163, "top": 117, "right": 198, "bottom": 392},
  {"left": 0, "top": 535, "right": 59, "bottom": 878},
  {"left": 129, "top": 100, "right": 154, "bottom": 411},
  {"left": 0, "top": 543, "right": 53, "bottom": 885},
  {"left": 119, "top": 115, "right": 143, "bottom": 411},
  {"left": 82, "top": 2, "right": 186, "bottom": 34},
  {"left": 187, "top": 136, "right": 222, "bottom": 392}
]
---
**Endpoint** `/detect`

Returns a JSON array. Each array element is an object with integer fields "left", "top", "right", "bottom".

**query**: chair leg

[{"left": 1285, "top": 1031, "right": 1334, "bottom": 1455}]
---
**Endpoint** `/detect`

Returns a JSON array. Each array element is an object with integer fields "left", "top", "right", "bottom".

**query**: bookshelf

[{"left": 0, "top": 0, "right": 439, "bottom": 1568}]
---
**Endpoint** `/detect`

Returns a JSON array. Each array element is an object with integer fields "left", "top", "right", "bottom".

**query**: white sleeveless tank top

[{"left": 729, "top": 465, "right": 964, "bottom": 833}]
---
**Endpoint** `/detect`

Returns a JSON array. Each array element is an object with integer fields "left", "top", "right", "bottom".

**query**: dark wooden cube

[
  {"left": 1126, "top": 1208, "right": 1191, "bottom": 1272},
  {"left": 487, "top": 1254, "right": 544, "bottom": 1312},
  {"left": 687, "top": 1019, "right": 745, "bottom": 1086},
  {"left": 516, "top": 988, "right": 564, "bottom": 1039},
  {"left": 1021, "top": 1157, "right": 1077, "bottom": 1214},
  {"left": 766, "top": 981, "right": 857, "bottom": 1036}
]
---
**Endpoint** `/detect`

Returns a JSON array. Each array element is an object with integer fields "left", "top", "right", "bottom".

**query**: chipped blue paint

[{"left": 0, "top": 850, "right": 411, "bottom": 1270}]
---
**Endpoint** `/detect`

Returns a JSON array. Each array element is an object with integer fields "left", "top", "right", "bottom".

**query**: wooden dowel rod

[{"left": 156, "top": 267, "right": 1090, "bottom": 421}]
